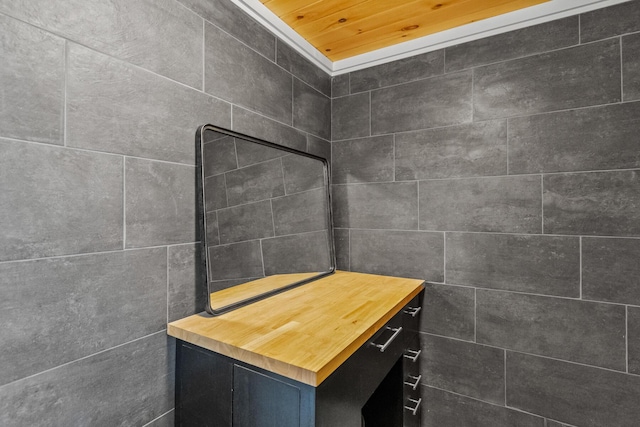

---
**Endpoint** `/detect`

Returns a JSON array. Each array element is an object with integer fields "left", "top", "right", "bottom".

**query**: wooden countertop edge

[
  {"left": 314, "top": 283, "right": 424, "bottom": 385},
  {"left": 168, "top": 274, "right": 425, "bottom": 387},
  {"left": 168, "top": 323, "right": 318, "bottom": 385}
]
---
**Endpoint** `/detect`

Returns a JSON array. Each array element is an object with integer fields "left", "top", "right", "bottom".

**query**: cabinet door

[
  {"left": 233, "top": 365, "right": 301, "bottom": 427},
  {"left": 176, "top": 342, "right": 233, "bottom": 427}
]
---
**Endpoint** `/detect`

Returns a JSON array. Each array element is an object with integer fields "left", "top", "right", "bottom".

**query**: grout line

[
  {"left": 541, "top": 174, "right": 545, "bottom": 234},
  {"left": 142, "top": 409, "right": 174, "bottom": 427},
  {"left": 620, "top": 36, "right": 625, "bottom": 102},
  {"left": 0, "top": 330, "right": 167, "bottom": 390},
  {"left": 392, "top": 133, "right": 396, "bottom": 182},
  {"left": 368, "top": 91, "right": 372, "bottom": 136},
  {"left": 332, "top": 165, "right": 640, "bottom": 183},
  {"left": 626, "top": 305, "right": 629, "bottom": 373},
  {"left": 279, "top": 156, "right": 287, "bottom": 195},
  {"left": 443, "top": 231, "right": 446, "bottom": 283},
  {"left": 291, "top": 76, "right": 294, "bottom": 126},
  {"left": 578, "top": 13, "right": 582, "bottom": 44},
  {"left": 259, "top": 239, "right": 266, "bottom": 277},
  {"left": 270, "top": 200, "right": 277, "bottom": 236},
  {"left": 505, "top": 119, "right": 509, "bottom": 175},
  {"left": 322, "top": 226, "right": 640, "bottom": 242},
  {"left": 348, "top": 72, "right": 351, "bottom": 94},
  {"left": 422, "top": 383, "right": 546, "bottom": 420},
  {"left": 474, "top": 287, "right": 477, "bottom": 342},
  {"left": 416, "top": 180, "right": 421, "bottom": 231},
  {"left": 421, "top": 331, "right": 638, "bottom": 376},
  {"left": 223, "top": 173, "right": 230, "bottom": 208},
  {"left": 0, "top": 244, "right": 196, "bottom": 266},
  {"left": 123, "top": 157, "right": 127, "bottom": 250},
  {"left": 212, "top": 229, "right": 326, "bottom": 248},
  {"left": 329, "top": 97, "right": 640, "bottom": 140},
  {"left": 579, "top": 236, "right": 583, "bottom": 299},
  {"left": 215, "top": 211, "right": 221, "bottom": 245},
  {"left": 504, "top": 349, "right": 507, "bottom": 406},
  {"left": 62, "top": 40, "right": 68, "bottom": 147},
  {"left": 471, "top": 67, "right": 475, "bottom": 122},
  {"left": 202, "top": 18, "right": 206, "bottom": 92},
  {"left": 347, "top": 228, "right": 351, "bottom": 271}
]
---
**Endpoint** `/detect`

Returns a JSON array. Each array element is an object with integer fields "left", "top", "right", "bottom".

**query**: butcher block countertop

[{"left": 167, "top": 270, "right": 424, "bottom": 386}]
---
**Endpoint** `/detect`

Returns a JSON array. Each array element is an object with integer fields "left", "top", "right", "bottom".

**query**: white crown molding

[{"left": 229, "top": 0, "right": 633, "bottom": 76}]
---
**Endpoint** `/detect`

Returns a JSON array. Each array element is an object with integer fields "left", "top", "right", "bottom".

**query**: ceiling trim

[{"left": 229, "top": 0, "right": 632, "bottom": 76}]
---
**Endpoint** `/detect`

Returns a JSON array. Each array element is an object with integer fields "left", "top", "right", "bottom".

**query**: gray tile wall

[
  {"left": 0, "top": 0, "right": 329, "bottom": 424},
  {"left": 331, "top": 1, "right": 640, "bottom": 425}
]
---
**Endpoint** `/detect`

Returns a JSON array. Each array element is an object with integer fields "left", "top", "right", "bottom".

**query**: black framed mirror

[{"left": 197, "top": 125, "right": 335, "bottom": 315}]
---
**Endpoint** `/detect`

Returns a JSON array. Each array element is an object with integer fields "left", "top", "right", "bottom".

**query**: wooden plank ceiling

[{"left": 260, "top": 0, "right": 550, "bottom": 61}]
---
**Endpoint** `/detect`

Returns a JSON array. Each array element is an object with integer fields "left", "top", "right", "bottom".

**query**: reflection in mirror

[{"left": 197, "top": 125, "right": 335, "bottom": 315}]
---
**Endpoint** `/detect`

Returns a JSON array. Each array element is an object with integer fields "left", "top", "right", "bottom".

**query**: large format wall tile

[
  {"left": 422, "top": 386, "right": 544, "bottom": 427},
  {"left": 68, "top": 44, "right": 229, "bottom": 164},
  {"left": 580, "top": 0, "right": 640, "bottom": 43},
  {"left": 168, "top": 243, "right": 205, "bottom": 323},
  {"left": 293, "top": 79, "right": 331, "bottom": 140},
  {"left": 477, "top": 290, "right": 626, "bottom": 370},
  {"left": 277, "top": 41, "right": 330, "bottom": 96},
  {"left": 509, "top": 102, "right": 640, "bottom": 174},
  {"left": 395, "top": 120, "right": 507, "bottom": 180},
  {"left": 0, "top": 0, "right": 202, "bottom": 88},
  {"left": 208, "top": 240, "right": 264, "bottom": 280},
  {"left": 204, "top": 174, "right": 227, "bottom": 212},
  {"left": 232, "top": 107, "right": 307, "bottom": 153},
  {"left": 331, "top": 74, "right": 350, "bottom": 98},
  {"left": 306, "top": 135, "right": 331, "bottom": 161},
  {"left": 177, "top": 0, "right": 275, "bottom": 61},
  {"left": 0, "top": 14, "right": 64, "bottom": 144},
  {"left": 421, "top": 334, "right": 505, "bottom": 404},
  {"left": 235, "top": 138, "right": 287, "bottom": 169},
  {"left": 334, "top": 228, "right": 349, "bottom": 270},
  {"left": 349, "top": 50, "right": 444, "bottom": 93},
  {"left": 225, "top": 159, "right": 285, "bottom": 206},
  {"left": 507, "top": 352, "right": 640, "bottom": 427},
  {"left": 0, "top": 249, "right": 166, "bottom": 386},
  {"left": 282, "top": 155, "right": 325, "bottom": 194},
  {"left": 629, "top": 306, "right": 640, "bottom": 374},
  {"left": 205, "top": 23, "right": 292, "bottom": 124},
  {"left": 203, "top": 136, "right": 237, "bottom": 177},
  {"left": 371, "top": 71, "right": 473, "bottom": 134},
  {"left": 419, "top": 176, "right": 542, "bottom": 233},
  {"left": 125, "top": 158, "right": 196, "bottom": 248},
  {"left": 445, "top": 17, "right": 578, "bottom": 72},
  {"left": 217, "top": 200, "right": 274, "bottom": 244},
  {"left": 349, "top": 230, "right": 443, "bottom": 281},
  {"left": 0, "top": 139, "right": 122, "bottom": 261},
  {"left": 446, "top": 233, "right": 579, "bottom": 297},
  {"left": 262, "top": 231, "right": 331, "bottom": 275},
  {"left": 543, "top": 170, "right": 640, "bottom": 236},
  {"left": 272, "top": 188, "right": 327, "bottom": 235},
  {"left": 332, "top": 182, "right": 418, "bottom": 229},
  {"left": 582, "top": 237, "right": 640, "bottom": 305},
  {"left": 331, "top": 92, "right": 370, "bottom": 141},
  {"left": 420, "top": 283, "right": 475, "bottom": 340},
  {"left": 623, "top": 33, "right": 640, "bottom": 101},
  {"left": 474, "top": 39, "right": 620, "bottom": 120},
  {"left": 0, "top": 332, "right": 174, "bottom": 427},
  {"left": 332, "top": 136, "right": 394, "bottom": 184}
]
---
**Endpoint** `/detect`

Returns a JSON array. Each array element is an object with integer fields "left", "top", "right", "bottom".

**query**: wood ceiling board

[
  {"left": 261, "top": 0, "right": 550, "bottom": 61},
  {"left": 321, "top": 0, "right": 551, "bottom": 60}
]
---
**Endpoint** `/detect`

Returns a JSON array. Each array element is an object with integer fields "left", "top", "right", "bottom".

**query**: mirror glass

[{"left": 197, "top": 125, "right": 335, "bottom": 315}]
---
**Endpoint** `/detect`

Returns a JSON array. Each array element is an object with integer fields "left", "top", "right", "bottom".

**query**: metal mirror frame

[{"left": 196, "top": 124, "right": 336, "bottom": 316}]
